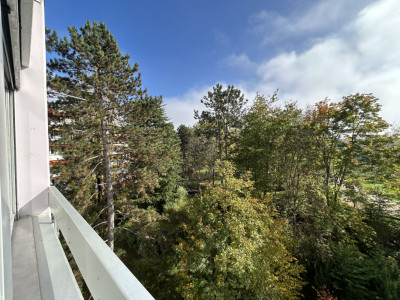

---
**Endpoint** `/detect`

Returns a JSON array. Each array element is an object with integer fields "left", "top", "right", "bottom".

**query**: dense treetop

[{"left": 47, "top": 22, "right": 400, "bottom": 299}]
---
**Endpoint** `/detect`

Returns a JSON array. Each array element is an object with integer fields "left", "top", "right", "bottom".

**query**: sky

[{"left": 46, "top": 0, "right": 400, "bottom": 127}]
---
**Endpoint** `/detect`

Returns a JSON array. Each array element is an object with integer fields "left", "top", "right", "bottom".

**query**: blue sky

[{"left": 46, "top": 0, "right": 399, "bottom": 127}]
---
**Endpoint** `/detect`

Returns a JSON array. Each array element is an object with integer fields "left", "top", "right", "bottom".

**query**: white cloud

[
  {"left": 164, "top": 84, "right": 256, "bottom": 127},
  {"left": 248, "top": 0, "right": 375, "bottom": 44},
  {"left": 222, "top": 53, "right": 257, "bottom": 70},
  {"left": 255, "top": 38, "right": 360, "bottom": 101},
  {"left": 253, "top": 0, "right": 400, "bottom": 124},
  {"left": 164, "top": 87, "right": 210, "bottom": 127},
  {"left": 165, "top": 0, "right": 400, "bottom": 127}
]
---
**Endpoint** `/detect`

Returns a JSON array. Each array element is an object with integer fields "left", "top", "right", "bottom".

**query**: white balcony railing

[{"left": 49, "top": 186, "right": 154, "bottom": 299}]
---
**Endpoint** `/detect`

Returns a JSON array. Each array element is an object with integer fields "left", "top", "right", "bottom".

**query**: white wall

[
  {"left": 0, "top": 7, "right": 13, "bottom": 299},
  {"left": 15, "top": 1, "right": 49, "bottom": 216}
]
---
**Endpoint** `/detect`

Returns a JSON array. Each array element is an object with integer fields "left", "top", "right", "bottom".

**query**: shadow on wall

[{"left": 19, "top": 187, "right": 49, "bottom": 216}]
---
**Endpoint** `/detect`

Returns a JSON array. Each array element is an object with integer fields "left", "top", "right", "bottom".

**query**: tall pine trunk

[
  {"left": 101, "top": 119, "right": 114, "bottom": 251},
  {"left": 96, "top": 174, "right": 103, "bottom": 204}
]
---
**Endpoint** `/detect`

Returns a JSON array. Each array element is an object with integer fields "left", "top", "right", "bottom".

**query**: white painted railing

[{"left": 49, "top": 186, "right": 154, "bottom": 300}]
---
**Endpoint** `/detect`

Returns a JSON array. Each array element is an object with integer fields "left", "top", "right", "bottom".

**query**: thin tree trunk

[
  {"left": 224, "top": 124, "right": 228, "bottom": 160},
  {"left": 96, "top": 174, "right": 102, "bottom": 204},
  {"left": 101, "top": 119, "right": 114, "bottom": 251},
  {"left": 325, "top": 158, "right": 331, "bottom": 204}
]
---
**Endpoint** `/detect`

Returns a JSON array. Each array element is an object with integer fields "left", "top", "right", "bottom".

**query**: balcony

[{"left": 12, "top": 187, "right": 153, "bottom": 299}]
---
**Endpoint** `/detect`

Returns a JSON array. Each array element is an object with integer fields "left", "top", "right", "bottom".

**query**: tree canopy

[
  {"left": 47, "top": 22, "right": 400, "bottom": 299},
  {"left": 47, "top": 21, "right": 181, "bottom": 250}
]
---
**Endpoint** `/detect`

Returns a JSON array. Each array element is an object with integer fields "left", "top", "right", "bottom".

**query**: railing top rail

[{"left": 49, "top": 186, "right": 154, "bottom": 300}]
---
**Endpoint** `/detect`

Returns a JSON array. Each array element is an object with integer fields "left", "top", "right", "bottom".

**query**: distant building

[{"left": 48, "top": 108, "right": 66, "bottom": 165}]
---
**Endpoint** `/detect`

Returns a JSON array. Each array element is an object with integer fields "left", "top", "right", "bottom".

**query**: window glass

[
  {"left": 5, "top": 88, "right": 16, "bottom": 216},
  {"left": 3, "top": 39, "right": 17, "bottom": 218}
]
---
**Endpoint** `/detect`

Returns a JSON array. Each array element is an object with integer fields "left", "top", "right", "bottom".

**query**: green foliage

[
  {"left": 174, "top": 161, "right": 304, "bottom": 299},
  {"left": 320, "top": 243, "right": 400, "bottom": 300},
  {"left": 306, "top": 94, "right": 389, "bottom": 203},
  {"left": 363, "top": 127, "right": 400, "bottom": 203},
  {"left": 47, "top": 22, "right": 181, "bottom": 212},
  {"left": 236, "top": 92, "right": 309, "bottom": 196},
  {"left": 177, "top": 125, "right": 192, "bottom": 162},
  {"left": 113, "top": 187, "right": 192, "bottom": 300},
  {"left": 47, "top": 21, "right": 142, "bottom": 210},
  {"left": 195, "top": 84, "right": 247, "bottom": 160},
  {"left": 234, "top": 92, "right": 399, "bottom": 299},
  {"left": 119, "top": 98, "right": 182, "bottom": 210},
  {"left": 363, "top": 192, "right": 400, "bottom": 261},
  {"left": 48, "top": 24, "right": 400, "bottom": 298}
]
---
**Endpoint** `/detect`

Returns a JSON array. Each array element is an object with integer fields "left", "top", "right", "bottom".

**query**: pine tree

[
  {"left": 194, "top": 84, "right": 247, "bottom": 160},
  {"left": 47, "top": 21, "right": 181, "bottom": 250}
]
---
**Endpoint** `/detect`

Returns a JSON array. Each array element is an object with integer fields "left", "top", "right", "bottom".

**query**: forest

[{"left": 46, "top": 21, "right": 400, "bottom": 299}]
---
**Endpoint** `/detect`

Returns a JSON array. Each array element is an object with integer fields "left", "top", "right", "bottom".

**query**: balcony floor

[
  {"left": 11, "top": 212, "right": 82, "bottom": 300},
  {"left": 12, "top": 216, "right": 42, "bottom": 300}
]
